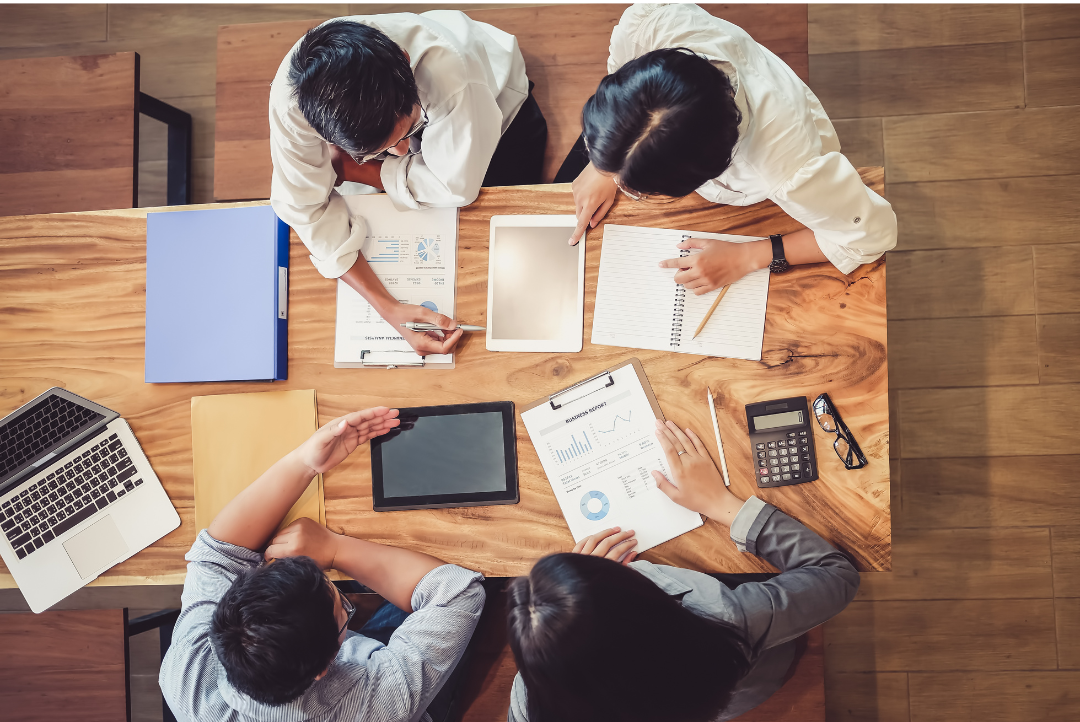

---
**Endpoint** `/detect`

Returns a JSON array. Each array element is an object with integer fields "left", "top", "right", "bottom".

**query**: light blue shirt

[{"left": 160, "top": 531, "right": 485, "bottom": 722}]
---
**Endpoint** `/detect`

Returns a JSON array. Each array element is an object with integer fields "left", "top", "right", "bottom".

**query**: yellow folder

[{"left": 191, "top": 389, "right": 324, "bottom": 534}]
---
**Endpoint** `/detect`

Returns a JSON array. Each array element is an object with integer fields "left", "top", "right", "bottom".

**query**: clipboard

[{"left": 521, "top": 357, "right": 664, "bottom": 421}]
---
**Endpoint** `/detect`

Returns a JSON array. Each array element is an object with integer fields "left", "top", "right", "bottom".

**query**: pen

[
  {"left": 401, "top": 322, "right": 486, "bottom": 332},
  {"left": 692, "top": 285, "right": 731, "bottom": 339},
  {"left": 707, "top": 386, "right": 731, "bottom": 487}
]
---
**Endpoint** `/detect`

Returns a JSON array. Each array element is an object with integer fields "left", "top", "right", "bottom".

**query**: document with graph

[
  {"left": 521, "top": 359, "right": 702, "bottom": 552},
  {"left": 592, "top": 224, "right": 771, "bottom": 361},
  {"left": 335, "top": 195, "right": 457, "bottom": 368}
]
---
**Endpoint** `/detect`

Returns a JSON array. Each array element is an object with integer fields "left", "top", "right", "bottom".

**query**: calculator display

[{"left": 754, "top": 410, "right": 804, "bottom": 431}]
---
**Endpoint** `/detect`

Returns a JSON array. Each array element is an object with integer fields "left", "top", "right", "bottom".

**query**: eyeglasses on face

[
  {"left": 335, "top": 585, "right": 356, "bottom": 637},
  {"left": 581, "top": 132, "right": 683, "bottom": 204},
  {"left": 812, "top": 393, "right": 868, "bottom": 470},
  {"left": 353, "top": 105, "right": 428, "bottom": 164}
]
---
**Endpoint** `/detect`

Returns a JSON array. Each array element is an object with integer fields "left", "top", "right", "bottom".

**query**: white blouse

[
  {"left": 269, "top": 11, "right": 528, "bottom": 278},
  {"left": 608, "top": 3, "right": 896, "bottom": 273}
]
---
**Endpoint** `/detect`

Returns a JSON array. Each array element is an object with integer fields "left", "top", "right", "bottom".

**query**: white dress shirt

[
  {"left": 269, "top": 12, "right": 528, "bottom": 279},
  {"left": 608, "top": 4, "right": 896, "bottom": 273}
]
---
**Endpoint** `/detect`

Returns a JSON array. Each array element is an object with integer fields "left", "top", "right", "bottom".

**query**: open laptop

[{"left": 0, "top": 388, "right": 180, "bottom": 612}]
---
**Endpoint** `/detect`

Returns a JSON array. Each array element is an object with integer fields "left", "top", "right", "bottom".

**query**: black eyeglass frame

[
  {"left": 352, "top": 106, "right": 428, "bottom": 164},
  {"left": 335, "top": 585, "right": 356, "bottom": 637},
  {"left": 812, "top": 393, "right": 868, "bottom": 470}
]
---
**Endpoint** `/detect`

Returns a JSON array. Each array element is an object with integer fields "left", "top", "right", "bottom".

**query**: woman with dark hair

[
  {"left": 506, "top": 418, "right": 860, "bottom": 722},
  {"left": 561, "top": 3, "right": 896, "bottom": 295}
]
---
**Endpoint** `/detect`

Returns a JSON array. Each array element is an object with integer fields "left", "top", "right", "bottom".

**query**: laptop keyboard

[
  {"left": 0, "top": 433, "right": 143, "bottom": 560},
  {"left": 0, "top": 395, "right": 104, "bottom": 478}
]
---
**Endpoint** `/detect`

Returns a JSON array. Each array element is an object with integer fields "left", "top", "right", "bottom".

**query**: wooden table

[
  {"left": 0, "top": 174, "right": 890, "bottom": 588},
  {"left": 0, "top": 52, "right": 193, "bottom": 216},
  {"left": 215, "top": 3, "right": 808, "bottom": 199}
]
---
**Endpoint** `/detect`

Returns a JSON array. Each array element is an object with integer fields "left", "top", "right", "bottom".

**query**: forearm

[
  {"left": 208, "top": 450, "right": 315, "bottom": 550},
  {"left": 332, "top": 535, "right": 446, "bottom": 612},
  {"left": 340, "top": 254, "right": 401, "bottom": 319},
  {"left": 341, "top": 156, "right": 385, "bottom": 190},
  {"left": 743, "top": 228, "right": 829, "bottom": 271}
]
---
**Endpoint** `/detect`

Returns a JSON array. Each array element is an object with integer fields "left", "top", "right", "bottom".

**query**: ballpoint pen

[
  {"left": 707, "top": 386, "right": 731, "bottom": 487},
  {"left": 401, "top": 322, "right": 486, "bottom": 332}
]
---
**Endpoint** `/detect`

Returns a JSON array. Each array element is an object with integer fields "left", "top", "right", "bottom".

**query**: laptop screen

[{"left": 0, "top": 394, "right": 104, "bottom": 490}]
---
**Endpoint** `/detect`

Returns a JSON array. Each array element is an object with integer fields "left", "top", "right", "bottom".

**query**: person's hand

[
  {"left": 651, "top": 419, "right": 745, "bottom": 524},
  {"left": 294, "top": 407, "right": 400, "bottom": 476},
  {"left": 659, "top": 238, "right": 771, "bottom": 295},
  {"left": 384, "top": 303, "right": 464, "bottom": 356},
  {"left": 329, "top": 144, "right": 350, "bottom": 187},
  {"left": 569, "top": 162, "right": 617, "bottom": 246},
  {"left": 264, "top": 518, "right": 341, "bottom": 569},
  {"left": 572, "top": 527, "right": 638, "bottom": 565}
]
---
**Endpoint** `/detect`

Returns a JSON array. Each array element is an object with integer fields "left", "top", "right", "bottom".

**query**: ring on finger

[{"left": 677, "top": 450, "right": 687, "bottom": 456}]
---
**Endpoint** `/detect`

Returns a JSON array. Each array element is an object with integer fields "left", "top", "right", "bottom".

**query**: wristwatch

[{"left": 768, "top": 234, "right": 789, "bottom": 274}]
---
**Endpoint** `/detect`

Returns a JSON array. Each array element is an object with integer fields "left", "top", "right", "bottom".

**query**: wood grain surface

[
  {"left": 0, "top": 52, "right": 138, "bottom": 216},
  {"left": 214, "top": 4, "right": 808, "bottom": 199},
  {"left": 0, "top": 608, "right": 128, "bottom": 721},
  {"left": 0, "top": 171, "right": 889, "bottom": 588}
]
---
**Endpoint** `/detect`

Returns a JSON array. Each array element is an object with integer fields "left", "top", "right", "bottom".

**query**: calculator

[{"left": 745, "top": 396, "right": 819, "bottom": 488}]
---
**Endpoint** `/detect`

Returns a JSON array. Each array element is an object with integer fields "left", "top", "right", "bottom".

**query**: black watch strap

[{"left": 769, "top": 234, "right": 789, "bottom": 273}]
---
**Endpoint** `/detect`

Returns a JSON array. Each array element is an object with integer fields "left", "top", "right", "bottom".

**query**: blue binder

[{"left": 145, "top": 206, "right": 290, "bottom": 382}]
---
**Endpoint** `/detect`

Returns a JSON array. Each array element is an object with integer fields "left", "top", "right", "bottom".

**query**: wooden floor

[{"left": 1, "top": 3, "right": 1079, "bottom": 721}]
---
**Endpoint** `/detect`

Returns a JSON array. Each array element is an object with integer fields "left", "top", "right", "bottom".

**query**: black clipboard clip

[{"left": 549, "top": 372, "right": 615, "bottom": 410}]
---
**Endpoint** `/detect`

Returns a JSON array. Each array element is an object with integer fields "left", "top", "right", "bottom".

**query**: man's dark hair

[
  {"left": 507, "top": 553, "right": 750, "bottom": 722},
  {"left": 582, "top": 47, "right": 742, "bottom": 198},
  {"left": 289, "top": 19, "right": 419, "bottom": 157},
  {"left": 210, "top": 556, "right": 339, "bottom": 706}
]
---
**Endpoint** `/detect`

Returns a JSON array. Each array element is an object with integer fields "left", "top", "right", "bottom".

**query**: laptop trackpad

[{"left": 64, "top": 516, "right": 129, "bottom": 579}]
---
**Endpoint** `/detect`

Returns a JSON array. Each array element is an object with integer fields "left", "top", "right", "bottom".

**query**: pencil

[{"left": 692, "top": 284, "right": 731, "bottom": 339}]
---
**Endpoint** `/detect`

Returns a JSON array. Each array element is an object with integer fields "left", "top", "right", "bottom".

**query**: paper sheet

[
  {"left": 591, "top": 225, "right": 770, "bottom": 361},
  {"left": 335, "top": 195, "right": 458, "bottom": 367},
  {"left": 521, "top": 364, "right": 702, "bottom": 552},
  {"left": 191, "top": 389, "right": 323, "bottom": 533}
]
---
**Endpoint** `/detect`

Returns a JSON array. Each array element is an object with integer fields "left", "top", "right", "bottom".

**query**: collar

[{"left": 629, "top": 560, "right": 695, "bottom": 598}]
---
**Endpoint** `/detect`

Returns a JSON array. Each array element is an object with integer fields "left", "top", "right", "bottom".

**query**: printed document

[
  {"left": 592, "top": 225, "right": 770, "bottom": 361},
  {"left": 521, "top": 363, "right": 703, "bottom": 551},
  {"left": 335, "top": 195, "right": 457, "bottom": 367}
]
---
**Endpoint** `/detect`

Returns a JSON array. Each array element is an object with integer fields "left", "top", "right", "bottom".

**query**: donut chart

[{"left": 579, "top": 490, "right": 610, "bottom": 521}]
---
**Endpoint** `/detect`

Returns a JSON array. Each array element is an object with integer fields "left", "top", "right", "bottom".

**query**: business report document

[
  {"left": 521, "top": 363, "right": 703, "bottom": 552},
  {"left": 335, "top": 195, "right": 457, "bottom": 367},
  {"left": 592, "top": 225, "right": 771, "bottom": 361}
]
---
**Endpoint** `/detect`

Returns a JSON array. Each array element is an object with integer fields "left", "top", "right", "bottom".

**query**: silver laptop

[{"left": 0, "top": 388, "right": 180, "bottom": 612}]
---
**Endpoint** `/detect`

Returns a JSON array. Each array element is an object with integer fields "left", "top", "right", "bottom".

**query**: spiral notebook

[{"left": 591, "top": 225, "right": 770, "bottom": 360}]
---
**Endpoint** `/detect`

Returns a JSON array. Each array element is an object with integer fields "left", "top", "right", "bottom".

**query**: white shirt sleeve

[
  {"left": 268, "top": 104, "right": 368, "bottom": 280},
  {"left": 770, "top": 152, "right": 897, "bottom": 274},
  {"left": 380, "top": 82, "right": 504, "bottom": 211}
]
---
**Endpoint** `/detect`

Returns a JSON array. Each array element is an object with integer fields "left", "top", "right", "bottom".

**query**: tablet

[
  {"left": 371, "top": 402, "right": 519, "bottom": 511},
  {"left": 486, "top": 215, "right": 585, "bottom": 352}
]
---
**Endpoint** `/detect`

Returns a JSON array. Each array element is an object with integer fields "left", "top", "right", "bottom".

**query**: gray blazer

[{"left": 508, "top": 496, "right": 860, "bottom": 721}]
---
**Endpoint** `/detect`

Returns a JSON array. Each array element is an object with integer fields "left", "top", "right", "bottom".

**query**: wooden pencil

[{"left": 691, "top": 284, "right": 731, "bottom": 339}]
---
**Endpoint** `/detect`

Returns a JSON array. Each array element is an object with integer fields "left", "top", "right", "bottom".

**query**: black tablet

[{"left": 371, "top": 401, "right": 519, "bottom": 511}]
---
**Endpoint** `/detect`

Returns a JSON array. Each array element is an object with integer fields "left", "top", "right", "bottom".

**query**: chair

[
  {"left": 0, "top": 52, "right": 192, "bottom": 216},
  {"left": 0, "top": 607, "right": 180, "bottom": 722}
]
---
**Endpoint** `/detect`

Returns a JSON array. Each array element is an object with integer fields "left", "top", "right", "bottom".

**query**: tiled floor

[{"left": 1, "top": 3, "right": 1078, "bottom": 721}]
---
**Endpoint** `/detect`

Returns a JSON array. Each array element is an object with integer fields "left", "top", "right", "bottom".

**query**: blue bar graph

[{"left": 555, "top": 433, "right": 593, "bottom": 463}]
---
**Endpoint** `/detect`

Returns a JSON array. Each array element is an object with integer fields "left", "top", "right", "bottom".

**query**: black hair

[
  {"left": 507, "top": 553, "right": 750, "bottom": 722},
  {"left": 289, "top": 19, "right": 419, "bottom": 157},
  {"left": 582, "top": 47, "right": 742, "bottom": 198},
  {"left": 210, "top": 555, "right": 339, "bottom": 706}
]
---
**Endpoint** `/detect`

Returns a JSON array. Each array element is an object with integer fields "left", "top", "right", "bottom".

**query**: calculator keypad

[{"left": 751, "top": 428, "right": 816, "bottom": 487}]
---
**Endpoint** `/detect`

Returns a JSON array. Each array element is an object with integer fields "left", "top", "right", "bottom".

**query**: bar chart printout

[{"left": 555, "top": 433, "right": 592, "bottom": 462}]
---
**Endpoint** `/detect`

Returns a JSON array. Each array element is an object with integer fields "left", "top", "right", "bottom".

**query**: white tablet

[{"left": 487, "top": 215, "right": 585, "bottom": 352}]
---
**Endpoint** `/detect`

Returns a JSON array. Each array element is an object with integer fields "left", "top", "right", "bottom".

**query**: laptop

[{"left": 0, "top": 388, "right": 180, "bottom": 612}]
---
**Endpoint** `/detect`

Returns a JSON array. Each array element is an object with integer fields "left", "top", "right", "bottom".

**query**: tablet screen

[
  {"left": 370, "top": 402, "right": 519, "bottom": 511},
  {"left": 381, "top": 412, "right": 507, "bottom": 497},
  {"left": 489, "top": 224, "right": 580, "bottom": 341}
]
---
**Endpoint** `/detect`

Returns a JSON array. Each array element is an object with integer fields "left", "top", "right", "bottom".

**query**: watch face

[{"left": 769, "top": 259, "right": 790, "bottom": 273}]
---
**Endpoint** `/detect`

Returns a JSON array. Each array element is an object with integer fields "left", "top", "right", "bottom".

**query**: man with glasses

[
  {"left": 160, "top": 406, "right": 487, "bottom": 722},
  {"left": 269, "top": 12, "right": 547, "bottom": 356},
  {"left": 558, "top": 4, "right": 896, "bottom": 295}
]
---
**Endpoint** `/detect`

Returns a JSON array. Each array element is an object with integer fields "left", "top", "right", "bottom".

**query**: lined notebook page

[{"left": 592, "top": 225, "right": 770, "bottom": 361}]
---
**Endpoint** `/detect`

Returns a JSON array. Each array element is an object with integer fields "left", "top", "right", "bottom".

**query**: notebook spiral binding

[{"left": 670, "top": 246, "right": 690, "bottom": 347}]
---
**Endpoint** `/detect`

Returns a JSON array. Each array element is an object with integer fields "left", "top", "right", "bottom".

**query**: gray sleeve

[{"left": 722, "top": 497, "right": 860, "bottom": 650}]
